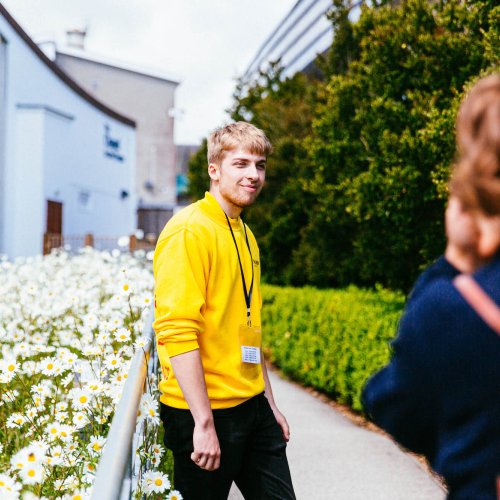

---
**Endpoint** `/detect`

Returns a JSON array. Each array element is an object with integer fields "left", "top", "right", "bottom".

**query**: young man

[{"left": 153, "top": 122, "right": 296, "bottom": 500}]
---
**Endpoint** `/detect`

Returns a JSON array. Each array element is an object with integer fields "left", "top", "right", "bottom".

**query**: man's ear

[
  {"left": 208, "top": 163, "right": 220, "bottom": 181},
  {"left": 476, "top": 216, "right": 500, "bottom": 259}
]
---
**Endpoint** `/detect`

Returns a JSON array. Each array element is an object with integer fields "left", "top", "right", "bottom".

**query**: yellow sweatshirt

[{"left": 153, "top": 192, "right": 265, "bottom": 409}]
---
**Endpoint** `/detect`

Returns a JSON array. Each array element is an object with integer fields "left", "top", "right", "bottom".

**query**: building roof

[
  {"left": 242, "top": 0, "right": 361, "bottom": 83},
  {"left": 0, "top": 3, "right": 136, "bottom": 127},
  {"left": 55, "top": 46, "right": 180, "bottom": 86}
]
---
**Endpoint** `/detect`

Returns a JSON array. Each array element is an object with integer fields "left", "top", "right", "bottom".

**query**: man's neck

[
  {"left": 209, "top": 189, "right": 242, "bottom": 218},
  {"left": 445, "top": 245, "right": 483, "bottom": 274}
]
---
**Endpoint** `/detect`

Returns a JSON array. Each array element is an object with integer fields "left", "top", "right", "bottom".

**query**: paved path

[{"left": 229, "top": 369, "right": 446, "bottom": 500}]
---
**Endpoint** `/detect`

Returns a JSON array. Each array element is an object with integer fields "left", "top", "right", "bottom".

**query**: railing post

[
  {"left": 84, "top": 233, "right": 94, "bottom": 248},
  {"left": 43, "top": 233, "right": 50, "bottom": 255},
  {"left": 129, "top": 234, "right": 137, "bottom": 252}
]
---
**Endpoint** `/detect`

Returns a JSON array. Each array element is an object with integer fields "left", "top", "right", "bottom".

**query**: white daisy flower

[
  {"left": 45, "top": 422, "right": 62, "bottom": 441},
  {"left": 39, "top": 357, "right": 60, "bottom": 377},
  {"left": 104, "top": 354, "right": 121, "bottom": 370},
  {"left": 70, "top": 388, "right": 92, "bottom": 410},
  {"left": 0, "top": 473, "right": 21, "bottom": 498},
  {"left": 1, "top": 389, "right": 19, "bottom": 403},
  {"left": 142, "top": 470, "right": 171, "bottom": 494},
  {"left": 151, "top": 443, "right": 165, "bottom": 458},
  {"left": 134, "top": 336, "right": 149, "bottom": 349},
  {"left": 72, "top": 412, "right": 90, "bottom": 429},
  {"left": 114, "top": 327, "right": 131, "bottom": 343},
  {"left": 19, "top": 463, "right": 44, "bottom": 485},
  {"left": 167, "top": 490, "right": 183, "bottom": 500},
  {"left": 6, "top": 413, "right": 25, "bottom": 429},
  {"left": 55, "top": 411, "right": 69, "bottom": 423},
  {"left": 87, "top": 436, "right": 106, "bottom": 456},
  {"left": 0, "top": 358, "right": 19, "bottom": 375}
]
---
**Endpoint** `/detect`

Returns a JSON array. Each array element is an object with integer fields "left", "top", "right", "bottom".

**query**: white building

[
  {"left": 0, "top": 5, "right": 137, "bottom": 259},
  {"left": 51, "top": 32, "right": 180, "bottom": 237}
]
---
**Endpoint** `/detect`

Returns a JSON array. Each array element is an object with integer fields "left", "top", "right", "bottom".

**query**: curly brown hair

[{"left": 450, "top": 74, "right": 500, "bottom": 216}]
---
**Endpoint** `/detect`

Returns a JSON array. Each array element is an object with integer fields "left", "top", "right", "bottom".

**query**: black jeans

[{"left": 160, "top": 393, "right": 296, "bottom": 500}]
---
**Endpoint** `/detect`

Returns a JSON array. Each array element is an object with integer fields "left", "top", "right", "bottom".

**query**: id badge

[{"left": 239, "top": 324, "right": 262, "bottom": 364}]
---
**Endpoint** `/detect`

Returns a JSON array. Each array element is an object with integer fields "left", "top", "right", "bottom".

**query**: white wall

[
  {"left": 0, "top": 36, "right": 6, "bottom": 253},
  {"left": 0, "top": 10, "right": 136, "bottom": 258},
  {"left": 6, "top": 107, "right": 45, "bottom": 257}
]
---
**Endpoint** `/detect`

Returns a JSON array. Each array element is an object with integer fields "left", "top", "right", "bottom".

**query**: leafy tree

[
  {"left": 192, "top": 0, "right": 499, "bottom": 291},
  {"left": 301, "top": 0, "right": 497, "bottom": 290},
  {"left": 187, "top": 138, "right": 209, "bottom": 200},
  {"left": 229, "top": 65, "right": 320, "bottom": 284}
]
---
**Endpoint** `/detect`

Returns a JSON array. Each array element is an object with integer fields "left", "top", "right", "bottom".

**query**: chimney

[{"left": 66, "top": 28, "right": 87, "bottom": 50}]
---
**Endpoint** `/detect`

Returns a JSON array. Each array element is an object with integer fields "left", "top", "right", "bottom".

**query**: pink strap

[{"left": 453, "top": 275, "right": 500, "bottom": 336}]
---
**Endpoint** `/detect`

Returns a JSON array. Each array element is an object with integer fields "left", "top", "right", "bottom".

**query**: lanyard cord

[{"left": 225, "top": 213, "right": 254, "bottom": 326}]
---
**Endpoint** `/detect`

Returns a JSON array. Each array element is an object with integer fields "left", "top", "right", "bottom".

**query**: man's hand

[
  {"left": 271, "top": 405, "right": 290, "bottom": 442},
  {"left": 191, "top": 422, "right": 221, "bottom": 471}
]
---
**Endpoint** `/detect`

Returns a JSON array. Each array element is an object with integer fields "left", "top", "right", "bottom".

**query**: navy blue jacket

[{"left": 363, "top": 255, "right": 500, "bottom": 499}]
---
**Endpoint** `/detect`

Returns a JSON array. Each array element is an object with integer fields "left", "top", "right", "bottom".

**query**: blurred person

[
  {"left": 153, "top": 122, "right": 295, "bottom": 500},
  {"left": 362, "top": 74, "right": 500, "bottom": 499}
]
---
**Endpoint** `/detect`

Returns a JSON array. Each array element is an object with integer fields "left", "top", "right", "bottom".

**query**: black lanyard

[{"left": 225, "top": 214, "right": 254, "bottom": 326}]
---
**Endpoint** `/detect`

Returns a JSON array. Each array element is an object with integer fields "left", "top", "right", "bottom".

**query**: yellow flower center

[
  {"left": 93, "top": 443, "right": 101, "bottom": 451},
  {"left": 73, "top": 496, "right": 82, "bottom": 500},
  {"left": 0, "top": 480, "right": 4, "bottom": 486},
  {"left": 28, "top": 453, "right": 36, "bottom": 462},
  {"left": 79, "top": 396, "right": 87, "bottom": 403},
  {"left": 27, "top": 469, "right": 36, "bottom": 477},
  {"left": 154, "top": 478, "right": 163, "bottom": 486},
  {"left": 123, "top": 284, "right": 129, "bottom": 291},
  {"left": 7, "top": 364, "right": 15, "bottom": 371},
  {"left": 50, "top": 428, "right": 57, "bottom": 434}
]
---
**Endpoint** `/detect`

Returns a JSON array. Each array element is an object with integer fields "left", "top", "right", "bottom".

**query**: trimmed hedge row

[{"left": 261, "top": 284, "right": 405, "bottom": 412}]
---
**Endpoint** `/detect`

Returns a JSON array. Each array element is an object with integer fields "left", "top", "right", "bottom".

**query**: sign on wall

[{"left": 104, "top": 124, "right": 124, "bottom": 162}]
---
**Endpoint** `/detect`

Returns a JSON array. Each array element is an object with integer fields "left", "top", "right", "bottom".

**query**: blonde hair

[
  {"left": 207, "top": 122, "right": 273, "bottom": 165},
  {"left": 450, "top": 74, "right": 500, "bottom": 216}
]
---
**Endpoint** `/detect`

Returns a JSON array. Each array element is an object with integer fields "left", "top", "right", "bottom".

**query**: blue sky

[{"left": 2, "top": 0, "right": 295, "bottom": 144}]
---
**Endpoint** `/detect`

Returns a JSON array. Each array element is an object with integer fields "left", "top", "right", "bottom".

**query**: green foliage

[
  {"left": 302, "top": 0, "right": 496, "bottom": 291},
  {"left": 187, "top": 138, "right": 209, "bottom": 200},
  {"left": 261, "top": 283, "right": 405, "bottom": 411},
  {"left": 229, "top": 64, "right": 321, "bottom": 285},
  {"left": 226, "top": 0, "right": 498, "bottom": 292}
]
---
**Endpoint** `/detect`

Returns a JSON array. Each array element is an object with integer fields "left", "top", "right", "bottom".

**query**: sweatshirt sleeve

[
  {"left": 153, "top": 227, "right": 210, "bottom": 363},
  {"left": 361, "top": 312, "right": 435, "bottom": 458}
]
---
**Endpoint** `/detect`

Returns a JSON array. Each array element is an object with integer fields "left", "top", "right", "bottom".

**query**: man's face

[
  {"left": 445, "top": 196, "right": 479, "bottom": 253},
  {"left": 211, "top": 148, "right": 266, "bottom": 212}
]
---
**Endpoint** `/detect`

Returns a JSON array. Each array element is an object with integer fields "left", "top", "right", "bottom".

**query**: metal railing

[
  {"left": 43, "top": 232, "right": 157, "bottom": 255},
  {"left": 91, "top": 306, "right": 157, "bottom": 500}
]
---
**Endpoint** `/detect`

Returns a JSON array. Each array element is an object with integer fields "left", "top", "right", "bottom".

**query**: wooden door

[{"left": 46, "top": 200, "right": 63, "bottom": 234}]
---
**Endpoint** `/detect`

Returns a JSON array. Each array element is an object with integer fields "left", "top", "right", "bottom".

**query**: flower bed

[{"left": 0, "top": 249, "right": 179, "bottom": 499}]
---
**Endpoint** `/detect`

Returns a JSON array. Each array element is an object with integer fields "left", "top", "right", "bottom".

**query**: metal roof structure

[{"left": 242, "top": 0, "right": 362, "bottom": 83}]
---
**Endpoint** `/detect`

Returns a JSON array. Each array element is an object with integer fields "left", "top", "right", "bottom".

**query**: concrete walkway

[{"left": 230, "top": 369, "right": 446, "bottom": 499}]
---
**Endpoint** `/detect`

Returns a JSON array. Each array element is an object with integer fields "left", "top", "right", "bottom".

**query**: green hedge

[{"left": 261, "top": 284, "right": 405, "bottom": 412}]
